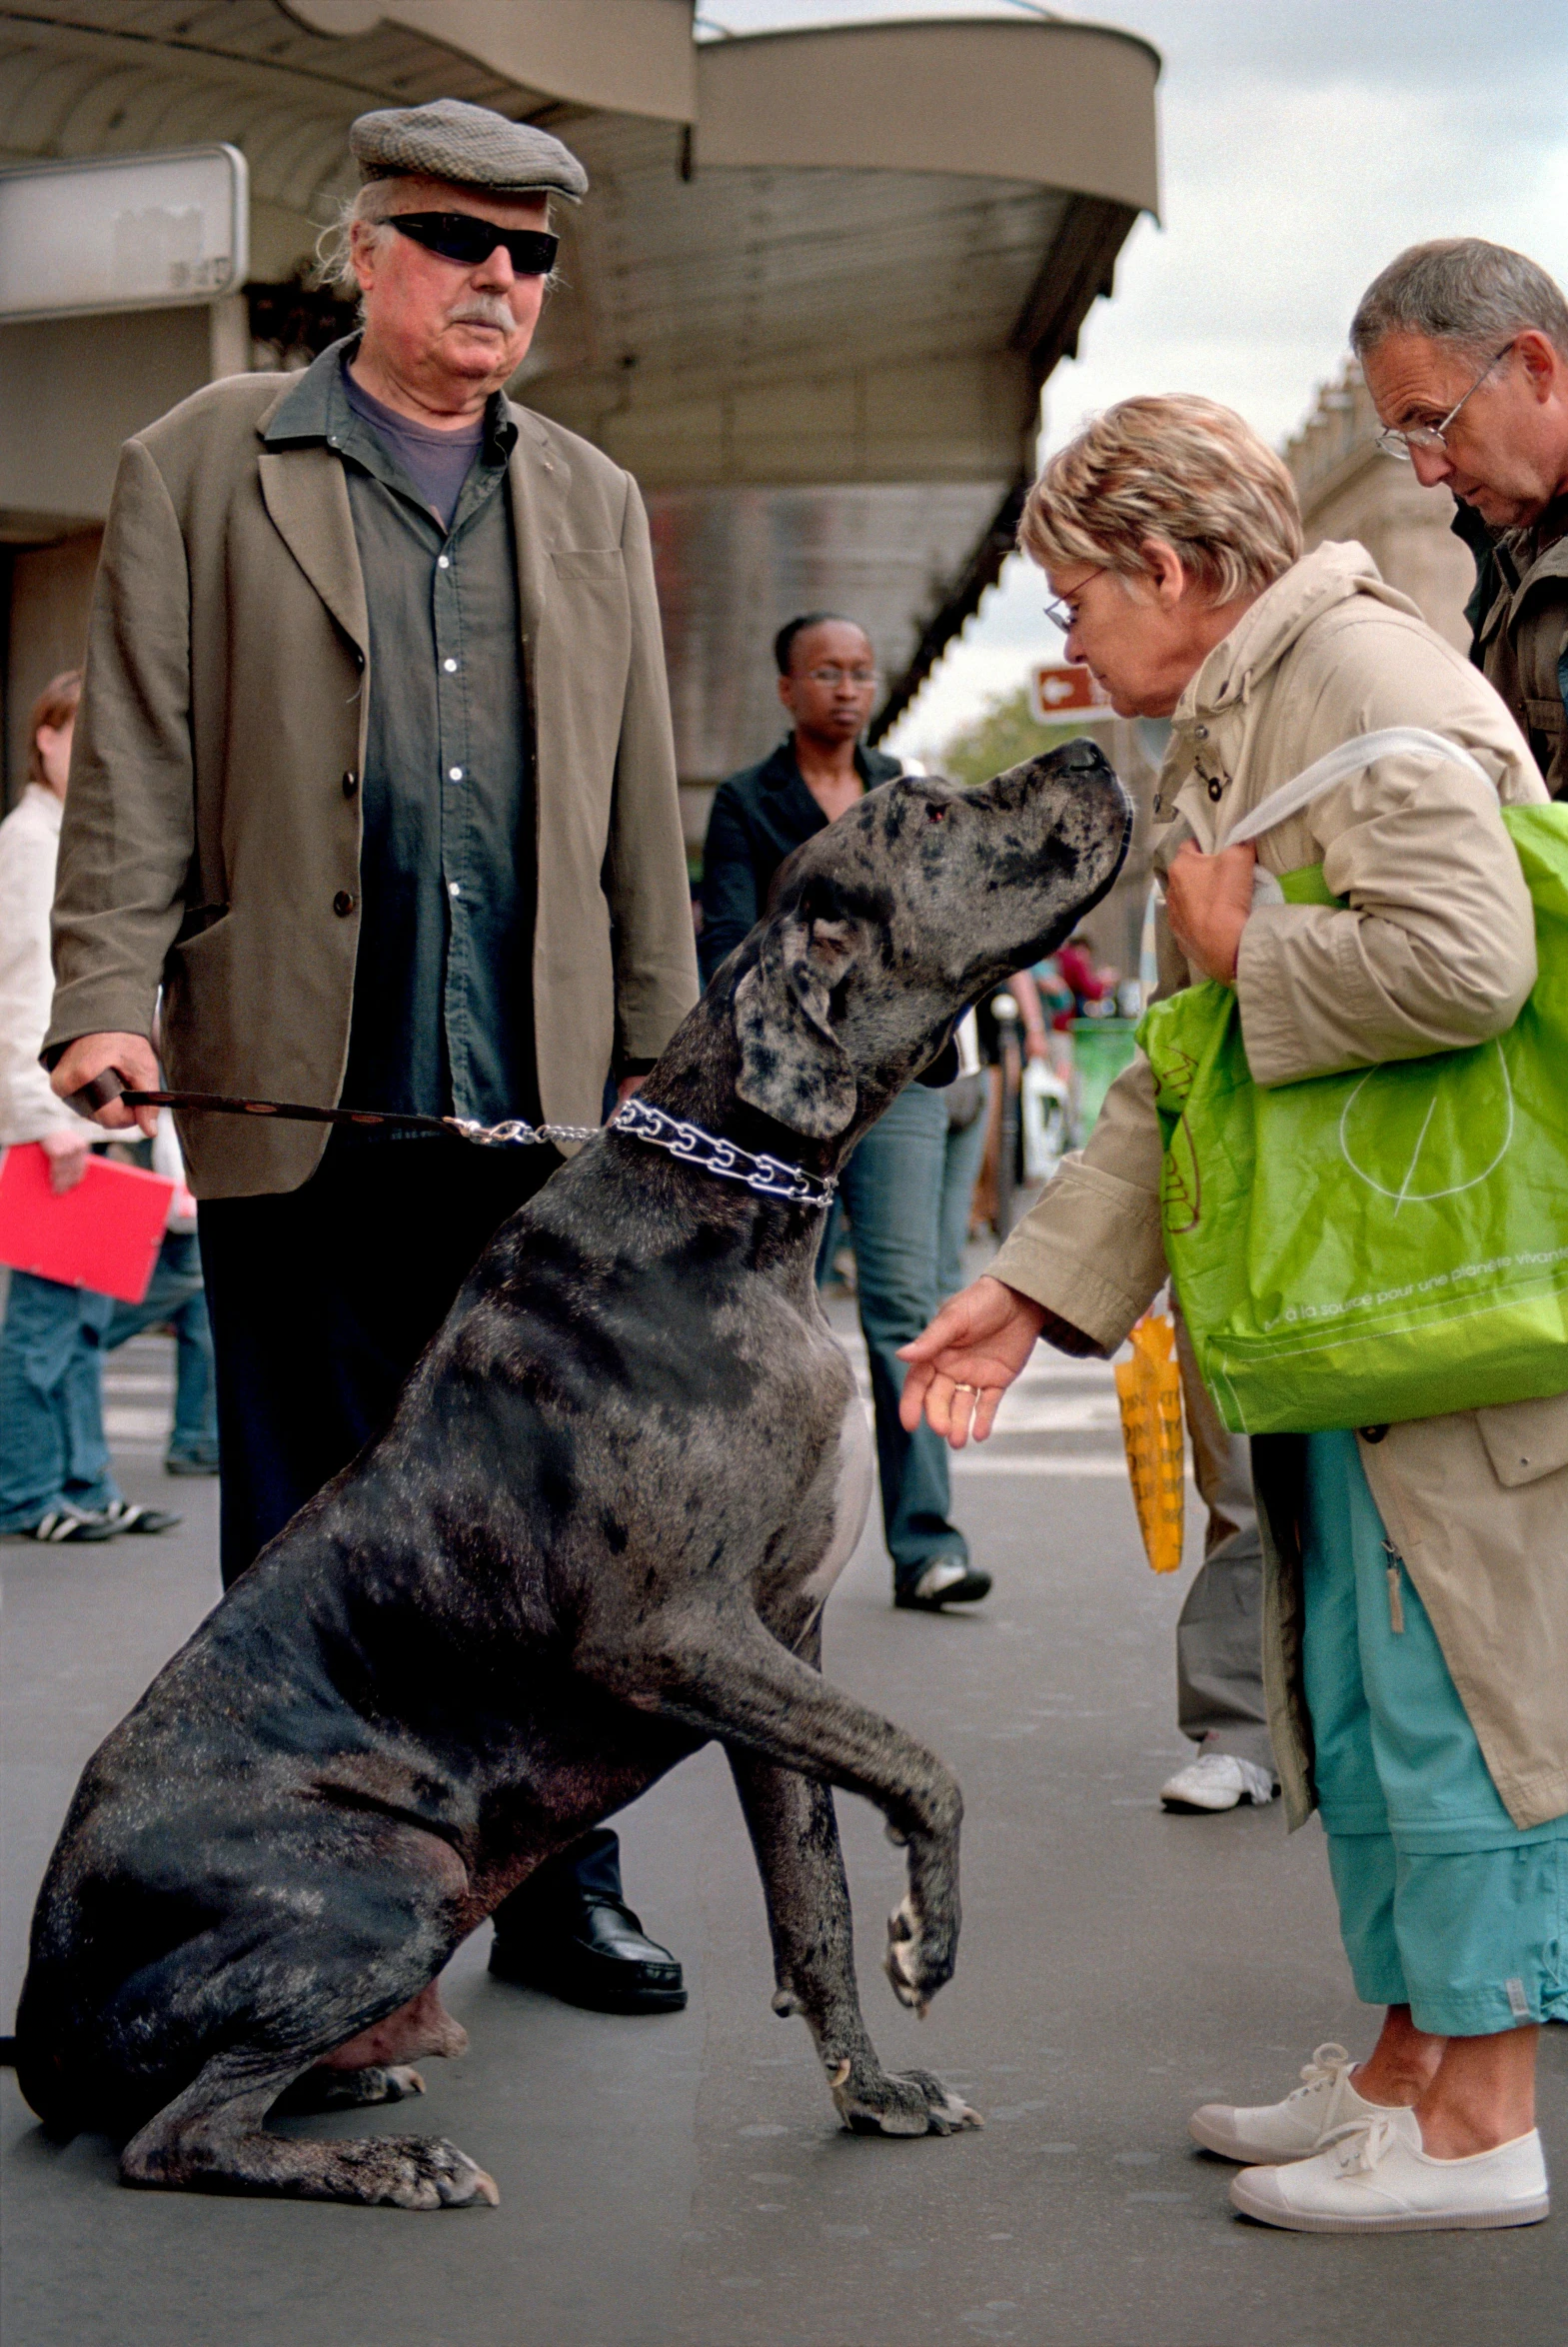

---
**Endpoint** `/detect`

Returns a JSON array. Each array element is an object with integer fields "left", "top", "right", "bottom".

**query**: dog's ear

[{"left": 734, "top": 909, "right": 859, "bottom": 1140}]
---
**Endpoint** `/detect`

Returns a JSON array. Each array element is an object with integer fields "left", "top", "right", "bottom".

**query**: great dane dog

[{"left": 15, "top": 741, "right": 1129, "bottom": 2209}]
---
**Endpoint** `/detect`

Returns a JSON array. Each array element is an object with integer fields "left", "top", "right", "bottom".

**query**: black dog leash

[{"left": 67, "top": 1074, "right": 837, "bottom": 1207}]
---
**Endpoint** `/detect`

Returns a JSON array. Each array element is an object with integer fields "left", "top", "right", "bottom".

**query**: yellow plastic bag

[{"left": 1114, "top": 1310, "right": 1185, "bottom": 1573}]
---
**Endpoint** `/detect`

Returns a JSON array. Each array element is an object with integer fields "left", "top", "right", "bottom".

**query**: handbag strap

[{"left": 1223, "top": 727, "right": 1492, "bottom": 850}]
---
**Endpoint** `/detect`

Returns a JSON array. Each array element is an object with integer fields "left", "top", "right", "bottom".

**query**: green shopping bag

[{"left": 1139, "top": 735, "right": 1568, "bottom": 1436}]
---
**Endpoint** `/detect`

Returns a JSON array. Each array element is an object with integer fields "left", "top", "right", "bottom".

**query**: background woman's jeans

[
  {"left": 106, "top": 1231, "right": 218, "bottom": 1463},
  {"left": 825, "top": 1084, "right": 968, "bottom": 1590},
  {"left": 0, "top": 1270, "right": 119, "bottom": 1528}
]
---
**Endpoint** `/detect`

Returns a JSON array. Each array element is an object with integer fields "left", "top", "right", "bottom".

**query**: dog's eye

[{"left": 925, "top": 804, "right": 947, "bottom": 824}]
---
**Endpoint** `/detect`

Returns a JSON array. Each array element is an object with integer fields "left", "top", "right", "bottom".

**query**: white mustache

[{"left": 446, "top": 297, "right": 518, "bottom": 332}]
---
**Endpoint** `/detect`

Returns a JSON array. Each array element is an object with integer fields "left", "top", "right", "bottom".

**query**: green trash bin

[{"left": 1069, "top": 1018, "right": 1136, "bottom": 1145}]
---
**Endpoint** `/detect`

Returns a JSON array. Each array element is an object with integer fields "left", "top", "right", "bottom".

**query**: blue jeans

[
  {"left": 828, "top": 1085, "right": 966, "bottom": 1585},
  {"left": 106, "top": 1231, "right": 218, "bottom": 1460},
  {"left": 937, "top": 1091, "right": 988, "bottom": 1301},
  {"left": 1303, "top": 1428, "right": 1568, "bottom": 2037},
  {"left": 0, "top": 1270, "right": 120, "bottom": 1528}
]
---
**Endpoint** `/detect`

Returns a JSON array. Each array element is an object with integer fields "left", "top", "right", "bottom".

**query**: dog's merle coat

[{"left": 16, "top": 744, "right": 1129, "bottom": 2208}]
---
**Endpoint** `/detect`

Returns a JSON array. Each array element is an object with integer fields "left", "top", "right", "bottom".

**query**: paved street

[{"left": 4, "top": 1295, "right": 1564, "bottom": 2347}]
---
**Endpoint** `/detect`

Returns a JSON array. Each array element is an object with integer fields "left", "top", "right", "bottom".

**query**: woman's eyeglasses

[{"left": 390, "top": 213, "right": 560, "bottom": 277}]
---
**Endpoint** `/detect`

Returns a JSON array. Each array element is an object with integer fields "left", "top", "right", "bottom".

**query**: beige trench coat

[
  {"left": 45, "top": 370, "right": 699, "bottom": 1198},
  {"left": 993, "top": 542, "right": 1568, "bottom": 1831}
]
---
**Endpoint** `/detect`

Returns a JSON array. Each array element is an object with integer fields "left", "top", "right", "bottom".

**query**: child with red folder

[{"left": 0, "top": 673, "right": 179, "bottom": 1542}]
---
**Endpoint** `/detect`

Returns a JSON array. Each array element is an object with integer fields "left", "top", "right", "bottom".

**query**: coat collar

[
  {"left": 1171, "top": 540, "right": 1422, "bottom": 730},
  {"left": 255, "top": 338, "right": 554, "bottom": 658},
  {"left": 759, "top": 739, "right": 901, "bottom": 791}
]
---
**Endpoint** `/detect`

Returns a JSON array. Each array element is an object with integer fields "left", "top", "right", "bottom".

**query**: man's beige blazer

[{"left": 46, "top": 369, "right": 699, "bottom": 1197}]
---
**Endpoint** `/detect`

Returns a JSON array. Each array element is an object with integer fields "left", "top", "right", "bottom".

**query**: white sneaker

[
  {"left": 1190, "top": 2042, "right": 1391, "bottom": 2163},
  {"left": 1231, "top": 2108, "right": 1550, "bottom": 2232},
  {"left": 1160, "top": 1751, "right": 1275, "bottom": 1811}
]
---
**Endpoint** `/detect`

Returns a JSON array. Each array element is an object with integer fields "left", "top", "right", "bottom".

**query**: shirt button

[
  {"left": 341, "top": 770, "right": 358, "bottom": 797},
  {"left": 449, "top": 881, "right": 461, "bottom": 899},
  {"left": 333, "top": 890, "right": 355, "bottom": 917},
  {"left": 449, "top": 766, "right": 463, "bottom": 781},
  {"left": 1207, "top": 778, "right": 1224, "bottom": 802},
  {"left": 443, "top": 658, "right": 459, "bottom": 673},
  {"left": 438, "top": 555, "right": 451, "bottom": 570}
]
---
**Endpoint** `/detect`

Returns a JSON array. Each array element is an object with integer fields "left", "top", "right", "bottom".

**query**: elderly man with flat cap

[{"left": 46, "top": 100, "right": 700, "bottom": 2013}]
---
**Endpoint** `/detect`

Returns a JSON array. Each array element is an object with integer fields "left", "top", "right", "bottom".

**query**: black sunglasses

[{"left": 390, "top": 212, "right": 559, "bottom": 276}]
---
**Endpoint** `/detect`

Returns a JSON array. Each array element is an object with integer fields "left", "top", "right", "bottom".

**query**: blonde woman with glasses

[{"left": 901, "top": 394, "right": 1565, "bottom": 2234}]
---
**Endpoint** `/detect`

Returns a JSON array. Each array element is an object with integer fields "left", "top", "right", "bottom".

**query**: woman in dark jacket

[{"left": 700, "top": 613, "right": 987, "bottom": 1612}]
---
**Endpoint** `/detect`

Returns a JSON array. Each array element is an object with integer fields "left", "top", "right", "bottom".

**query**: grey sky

[{"left": 698, "top": 3, "right": 1568, "bottom": 749}]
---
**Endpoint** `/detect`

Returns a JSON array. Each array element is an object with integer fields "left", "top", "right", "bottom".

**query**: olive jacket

[
  {"left": 44, "top": 370, "right": 698, "bottom": 1197},
  {"left": 991, "top": 541, "right": 1568, "bottom": 1831},
  {"left": 1473, "top": 509, "right": 1568, "bottom": 799}
]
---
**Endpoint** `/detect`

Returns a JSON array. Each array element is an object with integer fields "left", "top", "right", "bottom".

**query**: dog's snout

[{"left": 1055, "top": 736, "right": 1110, "bottom": 776}]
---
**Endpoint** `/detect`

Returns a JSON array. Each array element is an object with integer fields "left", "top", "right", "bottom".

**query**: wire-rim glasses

[{"left": 1374, "top": 340, "right": 1516, "bottom": 461}]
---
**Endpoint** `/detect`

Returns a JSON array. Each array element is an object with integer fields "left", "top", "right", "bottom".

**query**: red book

[{"left": 0, "top": 1143, "right": 173, "bottom": 1305}]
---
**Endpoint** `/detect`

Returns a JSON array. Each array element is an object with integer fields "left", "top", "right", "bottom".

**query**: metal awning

[{"left": 0, "top": 2, "right": 1159, "bottom": 780}]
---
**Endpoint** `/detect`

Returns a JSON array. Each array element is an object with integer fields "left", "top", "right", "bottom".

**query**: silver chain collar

[{"left": 446, "top": 1097, "right": 837, "bottom": 1209}]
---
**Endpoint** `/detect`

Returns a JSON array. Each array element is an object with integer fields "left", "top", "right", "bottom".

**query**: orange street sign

[{"left": 1030, "top": 663, "right": 1112, "bottom": 724}]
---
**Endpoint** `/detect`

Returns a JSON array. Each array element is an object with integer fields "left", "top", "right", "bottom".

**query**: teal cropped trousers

[{"left": 1302, "top": 1429, "right": 1568, "bottom": 2039}]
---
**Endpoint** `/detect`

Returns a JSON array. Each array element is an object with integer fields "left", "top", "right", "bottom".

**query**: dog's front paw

[
  {"left": 831, "top": 2061, "right": 981, "bottom": 2139},
  {"left": 883, "top": 1892, "right": 955, "bottom": 2015}
]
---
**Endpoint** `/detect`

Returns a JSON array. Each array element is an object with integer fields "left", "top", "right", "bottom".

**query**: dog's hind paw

[
  {"left": 331, "top": 2135, "right": 500, "bottom": 2210},
  {"left": 833, "top": 2064, "right": 982, "bottom": 2139},
  {"left": 277, "top": 2063, "right": 428, "bottom": 2113}
]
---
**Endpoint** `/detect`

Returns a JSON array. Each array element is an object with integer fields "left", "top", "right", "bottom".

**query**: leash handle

[{"left": 66, "top": 1068, "right": 132, "bottom": 1118}]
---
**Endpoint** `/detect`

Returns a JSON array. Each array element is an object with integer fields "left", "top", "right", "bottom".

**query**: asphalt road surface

[{"left": 3, "top": 1310, "right": 1564, "bottom": 2347}]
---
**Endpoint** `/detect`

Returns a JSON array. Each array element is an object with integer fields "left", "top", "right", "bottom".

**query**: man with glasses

[
  {"left": 1353, "top": 239, "right": 1568, "bottom": 796},
  {"left": 700, "top": 615, "right": 987, "bottom": 1613},
  {"left": 47, "top": 100, "right": 699, "bottom": 2014}
]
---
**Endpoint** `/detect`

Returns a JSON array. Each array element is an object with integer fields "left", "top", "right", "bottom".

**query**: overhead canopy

[{"left": 0, "top": 2, "right": 1159, "bottom": 777}]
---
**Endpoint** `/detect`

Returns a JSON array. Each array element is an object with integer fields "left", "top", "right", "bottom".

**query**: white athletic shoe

[
  {"left": 1160, "top": 1751, "right": 1276, "bottom": 1812},
  {"left": 1190, "top": 2042, "right": 1391, "bottom": 2163},
  {"left": 1231, "top": 2108, "right": 1550, "bottom": 2232}
]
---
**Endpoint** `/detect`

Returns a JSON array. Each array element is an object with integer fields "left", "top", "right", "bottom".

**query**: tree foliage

[{"left": 932, "top": 687, "right": 1083, "bottom": 790}]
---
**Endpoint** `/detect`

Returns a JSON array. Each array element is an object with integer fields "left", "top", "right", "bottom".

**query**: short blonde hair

[{"left": 1019, "top": 395, "right": 1302, "bottom": 604}]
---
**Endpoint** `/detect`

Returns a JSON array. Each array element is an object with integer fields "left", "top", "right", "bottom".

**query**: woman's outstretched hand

[{"left": 897, "top": 1275, "right": 1101, "bottom": 1448}]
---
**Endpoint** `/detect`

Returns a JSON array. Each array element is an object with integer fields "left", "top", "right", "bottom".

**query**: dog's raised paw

[{"left": 883, "top": 1894, "right": 929, "bottom": 2014}]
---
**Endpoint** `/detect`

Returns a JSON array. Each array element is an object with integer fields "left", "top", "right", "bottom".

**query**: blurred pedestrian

[
  {"left": 1157, "top": 1305, "right": 1276, "bottom": 1815},
  {"left": 46, "top": 101, "right": 696, "bottom": 2015},
  {"left": 0, "top": 671, "right": 178, "bottom": 1541},
  {"left": 104, "top": 1115, "right": 220, "bottom": 1475},
  {"left": 902, "top": 394, "right": 1563, "bottom": 2232},
  {"left": 936, "top": 1013, "right": 986, "bottom": 1301},
  {"left": 1354, "top": 240, "right": 1568, "bottom": 795},
  {"left": 701, "top": 614, "right": 987, "bottom": 1610}
]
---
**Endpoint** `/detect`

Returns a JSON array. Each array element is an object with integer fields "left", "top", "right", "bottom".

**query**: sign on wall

[
  {"left": 1030, "top": 662, "right": 1112, "bottom": 724},
  {"left": 0, "top": 146, "right": 249, "bottom": 324}
]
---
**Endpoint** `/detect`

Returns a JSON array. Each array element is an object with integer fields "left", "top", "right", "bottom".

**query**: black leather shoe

[
  {"left": 489, "top": 1897, "right": 688, "bottom": 2014},
  {"left": 894, "top": 1555, "right": 992, "bottom": 1610}
]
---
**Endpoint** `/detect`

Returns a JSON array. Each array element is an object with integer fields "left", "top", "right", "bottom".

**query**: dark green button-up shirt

[{"left": 263, "top": 339, "right": 538, "bottom": 1129}]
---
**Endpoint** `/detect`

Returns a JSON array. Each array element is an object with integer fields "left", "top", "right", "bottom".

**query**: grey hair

[
  {"left": 1351, "top": 239, "right": 1568, "bottom": 365},
  {"left": 315, "top": 179, "right": 403, "bottom": 300}
]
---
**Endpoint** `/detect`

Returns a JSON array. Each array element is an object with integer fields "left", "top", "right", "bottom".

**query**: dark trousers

[{"left": 198, "top": 1135, "right": 623, "bottom": 1926}]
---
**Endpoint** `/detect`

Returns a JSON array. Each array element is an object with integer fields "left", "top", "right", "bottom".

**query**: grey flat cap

[{"left": 351, "top": 98, "right": 589, "bottom": 202}]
